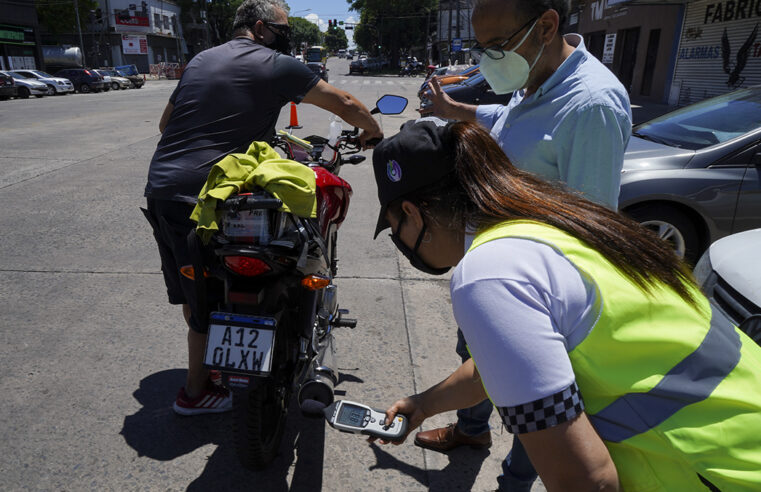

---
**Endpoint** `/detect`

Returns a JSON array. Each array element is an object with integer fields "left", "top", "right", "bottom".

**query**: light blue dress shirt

[{"left": 476, "top": 34, "right": 632, "bottom": 209}]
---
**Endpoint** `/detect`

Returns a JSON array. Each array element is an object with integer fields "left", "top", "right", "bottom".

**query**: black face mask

[
  {"left": 264, "top": 24, "right": 291, "bottom": 55},
  {"left": 390, "top": 215, "right": 451, "bottom": 276}
]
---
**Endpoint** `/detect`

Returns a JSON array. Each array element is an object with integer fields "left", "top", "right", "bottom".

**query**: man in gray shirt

[{"left": 144, "top": 0, "right": 382, "bottom": 416}]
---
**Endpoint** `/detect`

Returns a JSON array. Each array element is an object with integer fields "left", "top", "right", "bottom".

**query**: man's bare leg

[{"left": 183, "top": 304, "right": 209, "bottom": 398}]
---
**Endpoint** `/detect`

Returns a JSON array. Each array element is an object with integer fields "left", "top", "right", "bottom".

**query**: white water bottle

[{"left": 322, "top": 117, "right": 343, "bottom": 162}]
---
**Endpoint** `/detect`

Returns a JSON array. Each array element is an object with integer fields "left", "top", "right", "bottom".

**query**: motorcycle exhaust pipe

[{"left": 298, "top": 336, "right": 338, "bottom": 417}]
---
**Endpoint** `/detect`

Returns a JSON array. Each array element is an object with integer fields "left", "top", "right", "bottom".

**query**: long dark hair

[{"left": 392, "top": 121, "right": 701, "bottom": 308}]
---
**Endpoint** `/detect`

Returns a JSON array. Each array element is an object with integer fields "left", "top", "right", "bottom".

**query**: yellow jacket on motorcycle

[{"left": 469, "top": 220, "right": 761, "bottom": 491}]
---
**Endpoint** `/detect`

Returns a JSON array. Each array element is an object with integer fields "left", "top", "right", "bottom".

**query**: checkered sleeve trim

[{"left": 496, "top": 382, "right": 585, "bottom": 434}]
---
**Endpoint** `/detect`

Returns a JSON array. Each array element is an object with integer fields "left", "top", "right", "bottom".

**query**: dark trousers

[{"left": 455, "top": 328, "right": 538, "bottom": 491}]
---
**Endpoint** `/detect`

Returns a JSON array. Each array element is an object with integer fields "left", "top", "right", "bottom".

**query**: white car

[
  {"left": 1, "top": 71, "right": 47, "bottom": 98},
  {"left": 94, "top": 69, "right": 130, "bottom": 90},
  {"left": 10, "top": 69, "right": 74, "bottom": 95},
  {"left": 694, "top": 228, "right": 761, "bottom": 341}
]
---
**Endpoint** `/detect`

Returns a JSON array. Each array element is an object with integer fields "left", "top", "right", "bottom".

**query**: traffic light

[
  {"left": 328, "top": 19, "right": 332, "bottom": 28},
  {"left": 333, "top": 19, "right": 338, "bottom": 28}
]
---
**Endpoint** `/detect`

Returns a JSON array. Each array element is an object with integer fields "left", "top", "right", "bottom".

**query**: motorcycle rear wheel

[{"left": 232, "top": 378, "right": 290, "bottom": 470}]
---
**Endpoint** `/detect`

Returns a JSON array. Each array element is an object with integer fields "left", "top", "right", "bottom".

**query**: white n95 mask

[{"left": 480, "top": 19, "right": 545, "bottom": 95}]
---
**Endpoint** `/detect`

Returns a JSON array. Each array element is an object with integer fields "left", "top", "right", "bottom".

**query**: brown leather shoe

[{"left": 414, "top": 423, "right": 491, "bottom": 452}]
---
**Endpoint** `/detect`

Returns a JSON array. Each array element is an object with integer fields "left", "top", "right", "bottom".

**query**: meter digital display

[{"left": 337, "top": 403, "right": 367, "bottom": 427}]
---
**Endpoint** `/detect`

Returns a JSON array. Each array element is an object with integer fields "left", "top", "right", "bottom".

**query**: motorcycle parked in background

[{"left": 186, "top": 95, "right": 408, "bottom": 470}]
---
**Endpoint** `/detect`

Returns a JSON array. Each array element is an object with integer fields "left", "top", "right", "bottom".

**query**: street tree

[
  {"left": 36, "top": 0, "right": 98, "bottom": 39},
  {"left": 290, "top": 16, "right": 323, "bottom": 53},
  {"left": 324, "top": 24, "right": 348, "bottom": 53},
  {"left": 347, "top": 0, "right": 437, "bottom": 68}
]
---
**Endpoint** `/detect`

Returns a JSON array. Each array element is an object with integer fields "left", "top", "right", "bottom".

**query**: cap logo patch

[{"left": 387, "top": 159, "right": 402, "bottom": 182}]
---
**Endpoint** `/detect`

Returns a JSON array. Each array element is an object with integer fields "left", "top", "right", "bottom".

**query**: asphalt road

[{"left": 0, "top": 57, "right": 545, "bottom": 491}]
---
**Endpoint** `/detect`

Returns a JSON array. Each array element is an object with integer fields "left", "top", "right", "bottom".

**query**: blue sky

[{"left": 287, "top": 0, "right": 358, "bottom": 46}]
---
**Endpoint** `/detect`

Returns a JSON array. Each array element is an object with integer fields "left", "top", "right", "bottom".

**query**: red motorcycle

[{"left": 187, "top": 95, "right": 408, "bottom": 469}]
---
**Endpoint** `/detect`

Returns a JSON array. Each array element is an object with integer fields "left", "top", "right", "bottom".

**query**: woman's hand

[{"left": 368, "top": 394, "right": 429, "bottom": 445}]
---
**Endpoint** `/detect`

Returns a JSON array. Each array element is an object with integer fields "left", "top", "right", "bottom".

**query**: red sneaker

[
  {"left": 209, "top": 370, "right": 222, "bottom": 386},
  {"left": 173, "top": 384, "right": 232, "bottom": 416}
]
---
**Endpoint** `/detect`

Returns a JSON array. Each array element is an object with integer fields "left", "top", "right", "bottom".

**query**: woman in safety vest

[{"left": 370, "top": 118, "right": 761, "bottom": 491}]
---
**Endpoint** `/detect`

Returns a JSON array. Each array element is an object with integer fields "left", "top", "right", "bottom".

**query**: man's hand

[
  {"left": 359, "top": 128, "right": 384, "bottom": 150},
  {"left": 418, "top": 76, "right": 478, "bottom": 123},
  {"left": 368, "top": 394, "right": 428, "bottom": 445}
]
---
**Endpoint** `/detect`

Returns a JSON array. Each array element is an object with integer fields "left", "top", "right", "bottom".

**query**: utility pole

[
  {"left": 447, "top": 0, "right": 452, "bottom": 65},
  {"left": 73, "top": 0, "right": 87, "bottom": 66}
]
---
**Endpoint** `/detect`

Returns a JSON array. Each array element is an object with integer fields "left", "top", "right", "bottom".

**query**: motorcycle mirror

[{"left": 373, "top": 95, "right": 408, "bottom": 115}]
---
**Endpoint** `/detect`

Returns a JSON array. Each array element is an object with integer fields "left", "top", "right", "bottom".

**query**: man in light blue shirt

[{"left": 415, "top": 0, "right": 631, "bottom": 490}]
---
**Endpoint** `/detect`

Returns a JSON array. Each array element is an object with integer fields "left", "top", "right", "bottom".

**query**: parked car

[
  {"left": 0, "top": 71, "right": 17, "bottom": 100},
  {"left": 349, "top": 58, "right": 369, "bottom": 75},
  {"left": 693, "top": 228, "right": 761, "bottom": 341},
  {"left": 2, "top": 71, "right": 47, "bottom": 98},
  {"left": 418, "top": 72, "right": 511, "bottom": 114},
  {"left": 306, "top": 61, "right": 328, "bottom": 82},
  {"left": 114, "top": 64, "right": 144, "bottom": 88},
  {"left": 94, "top": 69, "right": 130, "bottom": 90},
  {"left": 10, "top": 69, "right": 74, "bottom": 95},
  {"left": 418, "top": 64, "right": 480, "bottom": 96},
  {"left": 52, "top": 68, "right": 105, "bottom": 93},
  {"left": 619, "top": 85, "right": 761, "bottom": 264}
]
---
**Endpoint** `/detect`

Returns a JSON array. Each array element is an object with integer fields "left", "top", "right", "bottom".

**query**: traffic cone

[{"left": 286, "top": 101, "right": 302, "bottom": 129}]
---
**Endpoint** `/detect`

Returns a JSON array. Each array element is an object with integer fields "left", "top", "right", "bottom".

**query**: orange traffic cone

[{"left": 286, "top": 101, "right": 302, "bottom": 129}]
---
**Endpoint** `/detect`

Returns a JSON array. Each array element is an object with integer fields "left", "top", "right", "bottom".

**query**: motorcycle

[{"left": 185, "top": 95, "right": 408, "bottom": 470}]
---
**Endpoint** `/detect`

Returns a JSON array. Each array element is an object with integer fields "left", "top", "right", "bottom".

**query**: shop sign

[
  {"left": 115, "top": 14, "right": 150, "bottom": 33},
  {"left": 0, "top": 25, "right": 34, "bottom": 45},
  {"left": 122, "top": 34, "right": 148, "bottom": 55},
  {"left": 602, "top": 33, "right": 617, "bottom": 63}
]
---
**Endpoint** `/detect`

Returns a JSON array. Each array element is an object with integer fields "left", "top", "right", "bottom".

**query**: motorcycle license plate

[
  {"left": 223, "top": 209, "right": 270, "bottom": 243},
  {"left": 204, "top": 312, "right": 276, "bottom": 375}
]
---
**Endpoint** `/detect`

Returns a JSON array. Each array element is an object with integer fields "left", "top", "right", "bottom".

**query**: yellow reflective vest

[{"left": 469, "top": 220, "right": 761, "bottom": 491}]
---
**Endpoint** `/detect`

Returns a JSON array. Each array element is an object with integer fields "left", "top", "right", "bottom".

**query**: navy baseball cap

[{"left": 372, "top": 117, "right": 456, "bottom": 238}]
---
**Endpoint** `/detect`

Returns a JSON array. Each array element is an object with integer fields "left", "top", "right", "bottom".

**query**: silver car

[
  {"left": 1, "top": 71, "right": 47, "bottom": 98},
  {"left": 94, "top": 69, "right": 130, "bottom": 90},
  {"left": 10, "top": 69, "right": 74, "bottom": 95},
  {"left": 620, "top": 85, "right": 761, "bottom": 264}
]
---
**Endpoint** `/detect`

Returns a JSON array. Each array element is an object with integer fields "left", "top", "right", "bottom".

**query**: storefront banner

[
  {"left": 602, "top": 33, "right": 617, "bottom": 64},
  {"left": 115, "top": 14, "right": 150, "bottom": 33},
  {"left": 122, "top": 34, "right": 148, "bottom": 55}
]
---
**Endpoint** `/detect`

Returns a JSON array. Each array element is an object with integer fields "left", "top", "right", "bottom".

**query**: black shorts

[{"left": 143, "top": 198, "right": 217, "bottom": 333}]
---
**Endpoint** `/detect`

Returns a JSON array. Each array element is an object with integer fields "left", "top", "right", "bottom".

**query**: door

[
  {"left": 640, "top": 29, "right": 661, "bottom": 96},
  {"left": 618, "top": 27, "right": 640, "bottom": 92}
]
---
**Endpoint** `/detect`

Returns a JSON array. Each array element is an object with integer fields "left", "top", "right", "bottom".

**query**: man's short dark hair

[
  {"left": 474, "top": 0, "right": 570, "bottom": 30},
  {"left": 233, "top": 0, "right": 290, "bottom": 34}
]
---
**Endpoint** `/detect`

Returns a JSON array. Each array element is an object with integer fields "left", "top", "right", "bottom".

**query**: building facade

[
  {"left": 575, "top": 0, "right": 684, "bottom": 103},
  {"left": 670, "top": 0, "right": 761, "bottom": 105},
  {"left": 0, "top": 0, "right": 44, "bottom": 71}
]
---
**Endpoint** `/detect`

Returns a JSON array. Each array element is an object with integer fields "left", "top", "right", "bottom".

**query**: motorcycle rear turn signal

[
  {"left": 224, "top": 256, "right": 271, "bottom": 276},
  {"left": 179, "top": 265, "right": 209, "bottom": 280},
  {"left": 301, "top": 275, "right": 331, "bottom": 291}
]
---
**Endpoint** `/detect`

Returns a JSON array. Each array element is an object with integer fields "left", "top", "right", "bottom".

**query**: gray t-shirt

[{"left": 145, "top": 37, "right": 320, "bottom": 203}]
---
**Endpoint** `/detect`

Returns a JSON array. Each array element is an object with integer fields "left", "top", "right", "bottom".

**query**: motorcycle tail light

[
  {"left": 224, "top": 256, "right": 271, "bottom": 276},
  {"left": 301, "top": 275, "right": 330, "bottom": 291}
]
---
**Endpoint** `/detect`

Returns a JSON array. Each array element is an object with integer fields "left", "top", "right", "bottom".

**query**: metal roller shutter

[{"left": 673, "top": 0, "right": 761, "bottom": 105}]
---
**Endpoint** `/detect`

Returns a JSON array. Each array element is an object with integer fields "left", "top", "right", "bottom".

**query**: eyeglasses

[
  {"left": 264, "top": 22, "right": 291, "bottom": 36},
  {"left": 470, "top": 16, "right": 539, "bottom": 60}
]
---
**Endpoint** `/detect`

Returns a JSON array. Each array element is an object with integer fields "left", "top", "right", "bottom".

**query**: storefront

[
  {"left": 671, "top": 0, "right": 761, "bottom": 105},
  {"left": 577, "top": 0, "right": 684, "bottom": 103},
  {"left": 0, "top": 24, "right": 39, "bottom": 70}
]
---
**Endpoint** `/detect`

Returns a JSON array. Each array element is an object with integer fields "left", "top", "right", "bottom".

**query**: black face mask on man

[
  {"left": 263, "top": 23, "right": 291, "bottom": 55},
  {"left": 390, "top": 214, "right": 451, "bottom": 276}
]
